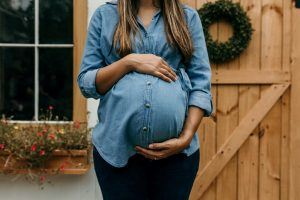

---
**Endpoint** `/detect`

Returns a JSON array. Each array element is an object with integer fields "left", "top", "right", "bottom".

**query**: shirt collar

[{"left": 153, "top": 7, "right": 161, "bottom": 18}]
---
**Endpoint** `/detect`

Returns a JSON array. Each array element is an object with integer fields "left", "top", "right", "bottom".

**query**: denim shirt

[{"left": 77, "top": 0, "right": 213, "bottom": 167}]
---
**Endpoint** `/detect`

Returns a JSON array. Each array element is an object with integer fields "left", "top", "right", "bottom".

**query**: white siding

[{"left": 0, "top": 1, "right": 106, "bottom": 199}]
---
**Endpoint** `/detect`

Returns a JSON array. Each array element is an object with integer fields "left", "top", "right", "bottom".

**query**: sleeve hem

[
  {"left": 188, "top": 92, "right": 213, "bottom": 117},
  {"left": 79, "top": 68, "right": 105, "bottom": 100}
]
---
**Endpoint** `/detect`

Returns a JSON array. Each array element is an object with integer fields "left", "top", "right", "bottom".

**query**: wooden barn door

[{"left": 180, "top": 0, "right": 299, "bottom": 199}]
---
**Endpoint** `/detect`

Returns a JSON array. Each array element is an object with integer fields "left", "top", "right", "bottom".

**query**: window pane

[
  {"left": 0, "top": 0, "right": 34, "bottom": 43},
  {"left": 39, "top": 0, "right": 73, "bottom": 44},
  {"left": 39, "top": 48, "right": 73, "bottom": 121},
  {"left": 0, "top": 47, "right": 34, "bottom": 120}
]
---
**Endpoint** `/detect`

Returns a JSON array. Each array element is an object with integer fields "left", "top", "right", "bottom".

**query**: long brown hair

[{"left": 112, "top": 0, "right": 194, "bottom": 64}]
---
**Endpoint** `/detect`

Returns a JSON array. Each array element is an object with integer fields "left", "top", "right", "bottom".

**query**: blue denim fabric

[{"left": 77, "top": 0, "right": 213, "bottom": 167}]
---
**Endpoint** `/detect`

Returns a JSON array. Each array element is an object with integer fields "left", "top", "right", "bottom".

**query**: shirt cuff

[
  {"left": 188, "top": 91, "right": 213, "bottom": 117},
  {"left": 80, "top": 68, "right": 105, "bottom": 100}
]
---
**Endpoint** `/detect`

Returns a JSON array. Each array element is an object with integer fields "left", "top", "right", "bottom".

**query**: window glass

[
  {"left": 0, "top": 0, "right": 34, "bottom": 43},
  {"left": 0, "top": 47, "right": 34, "bottom": 120},
  {"left": 39, "top": 0, "right": 73, "bottom": 44},
  {"left": 0, "top": 0, "right": 73, "bottom": 121},
  {"left": 39, "top": 48, "right": 73, "bottom": 120}
]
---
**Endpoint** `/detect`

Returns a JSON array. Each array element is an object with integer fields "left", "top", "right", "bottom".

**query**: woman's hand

[
  {"left": 135, "top": 106, "right": 205, "bottom": 160},
  {"left": 134, "top": 133, "right": 190, "bottom": 160},
  {"left": 125, "top": 53, "right": 178, "bottom": 82}
]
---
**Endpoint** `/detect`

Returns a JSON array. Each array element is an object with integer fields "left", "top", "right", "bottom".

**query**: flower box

[{"left": 0, "top": 147, "right": 92, "bottom": 175}]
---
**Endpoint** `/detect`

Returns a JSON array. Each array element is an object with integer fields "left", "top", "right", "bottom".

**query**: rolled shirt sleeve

[
  {"left": 185, "top": 9, "right": 213, "bottom": 117},
  {"left": 77, "top": 7, "right": 106, "bottom": 100}
]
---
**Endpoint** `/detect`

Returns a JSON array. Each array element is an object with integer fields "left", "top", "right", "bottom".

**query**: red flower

[
  {"left": 39, "top": 175, "right": 46, "bottom": 183},
  {"left": 42, "top": 128, "right": 48, "bottom": 133},
  {"left": 48, "top": 105, "right": 54, "bottom": 110},
  {"left": 0, "top": 144, "right": 5, "bottom": 150},
  {"left": 59, "top": 161, "right": 70, "bottom": 172},
  {"left": 39, "top": 150, "right": 45, "bottom": 156},
  {"left": 73, "top": 121, "right": 80, "bottom": 129},
  {"left": 48, "top": 133, "right": 56, "bottom": 140},
  {"left": 31, "top": 144, "right": 37, "bottom": 152},
  {"left": 59, "top": 164, "right": 65, "bottom": 172},
  {"left": 36, "top": 132, "right": 43, "bottom": 137}
]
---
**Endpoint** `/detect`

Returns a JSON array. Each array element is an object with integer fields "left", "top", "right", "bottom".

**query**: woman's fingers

[
  {"left": 135, "top": 138, "right": 185, "bottom": 160},
  {"left": 161, "top": 59, "right": 177, "bottom": 78},
  {"left": 148, "top": 142, "right": 170, "bottom": 150},
  {"left": 157, "top": 68, "right": 177, "bottom": 82},
  {"left": 153, "top": 71, "right": 172, "bottom": 82},
  {"left": 134, "top": 54, "right": 178, "bottom": 82},
  {"left": 161, "top": 66, "right": 177, "bottom": 81},
  {"left": 135, "top": 146, "right": 170, "bottom": 160}
]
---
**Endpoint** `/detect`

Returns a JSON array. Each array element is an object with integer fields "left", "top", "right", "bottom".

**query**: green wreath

[{"left": 197, "top": 0, "right": 254, "bottom": 63}]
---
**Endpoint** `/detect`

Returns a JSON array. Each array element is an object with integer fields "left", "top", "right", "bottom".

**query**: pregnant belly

[
  {"left": 100, "top": 71, "right": 188, "bottom": 148},
  {"left": 149, "top": 76, "right": 188, "bottom": 143}
]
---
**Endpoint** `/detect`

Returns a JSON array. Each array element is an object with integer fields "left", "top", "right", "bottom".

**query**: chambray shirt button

[
  {"left": 143, "top": 126, "right": 148, "bottom": 131},
  {"left": 147, "top": 81, "right": 151, "bottom": 85},
  {"left": 145, "top": 103, "right": 151, "bottom": 108}
]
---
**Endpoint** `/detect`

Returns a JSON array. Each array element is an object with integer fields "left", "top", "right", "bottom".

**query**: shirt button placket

[
  {"left": 141, "top": 78, "right": 152, "bottom": 147},
  {"left": 145, "top": 33, "right": 149, "bottom": 53}
]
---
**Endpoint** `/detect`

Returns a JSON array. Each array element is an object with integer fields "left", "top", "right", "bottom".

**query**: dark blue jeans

[{"left": 93, "top": 145, "right": 200, "bottom": 200}]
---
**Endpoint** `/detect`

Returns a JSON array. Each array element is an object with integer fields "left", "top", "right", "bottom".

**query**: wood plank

[
  {"left": 281, "top": 1, "right": 292, "bottom": 200},
  {"left": 215, "top": 0, "right": 240, "bottom": 198},
  {"left": 190, "top": 1, "right": 217, "bottom": 199},
  {"left": 211, "top": 70, "right": 290, "bottom": 84},
  {"left": 290, "top": 4, "right": 300, "bottom": 200},
  {"left": 0, "top": 149, "right": 88, "bottom": 157},
  {"left": 0, "top": 152, "right": 91, "bottom": 175},
  {"left": 190, "top": 117, "right": 217, "bottom": 200},
  {"left": 259, "top": 0, "right": 283, "bottom": 199},
  {"left": 237, "top": 0, "right": 261, "bottom": 199},
  {"left": 193, "top": 83, "right": 290, "bottom": 199},
  {"left": 73, "top": 0, "right": 88, "bottom": 122},
  {"left": 281, "top": 86, "right": 290, "bottom": 199}
]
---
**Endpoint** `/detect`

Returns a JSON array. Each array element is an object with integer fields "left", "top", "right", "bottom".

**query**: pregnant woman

[{"left": 77, "top": 0, "right": 213, "bottom": 199}]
